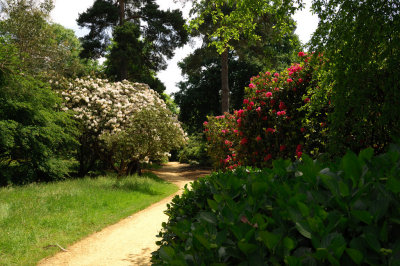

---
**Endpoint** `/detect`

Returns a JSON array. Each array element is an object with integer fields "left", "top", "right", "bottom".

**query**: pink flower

[
  {"left": 304, "top": 98, "right": 310, "bottom": 103},
  {"left": 256, "top": 107, "right": 261, "bottom": 113},
  {"left": 266, "top": 92, "right": 272, "bottom": 98},
  {"left": 265, "top": 71, "right": 271, "bottom": 76},
  {"left": 237, "top": 109, "right": 244, "bottom": 117},
  {"left": 296, "top": 144, "right": 302, "bottom": 152},
  {"left": 296, "top": 151, "right": 303, "bottom": 158},
  {"left": 234, "top": 129, "right": 239, "bottom": 134},
  {"left": 266, "top": 128, "right": 275, "bottom": 133},
  {"left": 287, "top": 78, "right": 293, "bottom": 83},
  {"left": 203, "top": 121, "right": 208, "bottom": 126},
  {"left": 243, "top": 99, "right": 249, "bottom": 105},
  {"left": 221, "top": 129, "right": 226, "bottom": 134},
  {"left": 277, "top": 110, "right": 286, "bottom": 116},
  {"left": 250, "top": 101, "right": 254, "bottom": 107},
  {"left": 274, "top": 87, "right": 279, "bottom": 92},
  {"left": 298, "top": 51, "right": 305, "bottom": 57},
  {"left": 279, "top": 101, "right": 286, "bottom": 110},
  {"left": 256, "top": 135, "right": 262, "bottom": 142},
  {"left": 249, "top": 83, "right": 256, "bottom": 89},
  {"left": 300, "top": 127, "right": 306, "bottom": 133},
  {"left": 298, "top": 78, "right": 303, "bottom": 83},
  {"left": 274, "top": 73, "right": 279, "bottom": 77},
  {"left": 273, "top": 78, "right": 278, "bottom": 82},
  {"left": 240, "top": 138, "right": 248, "bottom": 145}
]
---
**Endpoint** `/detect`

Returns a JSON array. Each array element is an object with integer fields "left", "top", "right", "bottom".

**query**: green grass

[{"left": 0, "top": 172, "right": 178, "bottom": 265}]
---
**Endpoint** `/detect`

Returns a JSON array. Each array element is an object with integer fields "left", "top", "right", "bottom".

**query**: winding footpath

[{"left": 38, "top": 162, "right": 211, "bottom": 266}]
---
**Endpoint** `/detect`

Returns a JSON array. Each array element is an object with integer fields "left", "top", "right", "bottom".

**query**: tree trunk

[
  {"left": 221, "top": 48, "right": 229, "bottom": 113},
  {"left": 118, "top": 0, "right": 125, "bottom": 25}
]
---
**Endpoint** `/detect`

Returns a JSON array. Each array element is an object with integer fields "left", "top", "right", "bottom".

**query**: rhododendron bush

[
  {"left": 62, "top": 78, "right": 186, "bottom": 175},
  {"left": 205, "top": 53, "right": 329, "bottom": 169}
]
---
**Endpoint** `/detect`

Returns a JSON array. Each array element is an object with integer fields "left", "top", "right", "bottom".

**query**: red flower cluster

[{"left": 203, "top": 52, "right": 327, "bottom": 170}]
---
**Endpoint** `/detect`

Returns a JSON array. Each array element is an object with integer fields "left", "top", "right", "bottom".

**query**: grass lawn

[{"left": 0, "top": 172, "right": 178, "bottom": 265}]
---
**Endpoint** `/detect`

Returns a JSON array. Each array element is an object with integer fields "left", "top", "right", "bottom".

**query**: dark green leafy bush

[
  {"left": 152, "top": 145, "right": 400, "bottom": 265},
  {"left": 178, "top": 134, "right": 211, "bottom": 166},
  {"left": 0, "top": 37, "right": 78, "bottom": 185}
]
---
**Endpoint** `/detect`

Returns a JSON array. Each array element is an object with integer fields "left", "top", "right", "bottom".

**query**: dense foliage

[
  {"left": 0, "top": 0, "right": 91, "bottom": 79},
  {"left": 0, "top": 37, "right": 78, "bottom": 185},
  {"left": 62, "top": 77, "right": 186, "bottom": 175},
  {"left": 177, "top": 134, "right": 210, "bottom": 166},
  {"left": 174, "top": 48, "right": 261, "bottom": 134},
  {"left": 152, "top": 146, "right": 400, "bottom": 265},
  {"left": 309, "top": 0, "right": 400, "bottom": 155},
  {"left": 186, "top": 0, "right": 302, "bottom": 113}
]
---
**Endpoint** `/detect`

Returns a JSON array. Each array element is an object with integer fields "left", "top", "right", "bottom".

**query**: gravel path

[{"left": 38, "top": 162, "right": 211, "bottom": 266}]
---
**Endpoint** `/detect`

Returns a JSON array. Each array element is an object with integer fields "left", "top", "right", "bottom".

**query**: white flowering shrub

[{"left": 62, "top": 77, "right": 186, "bottom": 175}]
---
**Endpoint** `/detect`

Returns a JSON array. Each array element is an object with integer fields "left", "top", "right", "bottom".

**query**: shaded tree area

[
  {"left": 0, "top": 0, "right": 100, "bottom": 185},
  {"left": 309, "top": 0, "right": 400, "bottom": 155},
  {"left": 175, "top": 6, "right": 301, "bottom": 134},
  {"left": 186, "top": 0, "right": 303, "bottom": 113},
  {"left": 174, "top": 47, "right": 260, "bottom": 134},
  {"left": 77, "top": 0, "right": 189, "bottom": 93}
]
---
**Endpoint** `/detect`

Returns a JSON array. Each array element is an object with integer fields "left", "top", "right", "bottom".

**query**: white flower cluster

[
  {"left": 62, "top": 77, "right": 169, "bottom": 137},
  {"left": 62, "top": 77, "right": 186, "bottom": 169}
]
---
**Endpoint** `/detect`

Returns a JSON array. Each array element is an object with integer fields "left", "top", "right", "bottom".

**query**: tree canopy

[
  {"left": 185, "top": 0, "right": 303, "bottom": 113},
  {"left": 77, "top": 0, "right": 189, "bottom": 91},
  {"left": 309, "top": 0, "right": 400, "bottom": 154}
]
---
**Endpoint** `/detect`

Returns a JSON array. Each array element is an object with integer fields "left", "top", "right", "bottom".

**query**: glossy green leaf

[
  {"left": 387, "top": 176, "right": 400, "bottom": 193},
  {"left": 358, "top": 147, "right": 374, "bottom": 163},
  {"left": 364, "top": 232, "right": 381, "bottom": 252},
  {"left": 158, "top": 246, "right": 175, "bottom": 261},
  {"left": 345, "top": 248, "right": 363, "bottom": 264},
  {"left": 341, "top": 151, "right": 362, "bottom": 188},
  {"left": 238, "top": 241, "right": 257, "bottom": 255},
  {"left": 194, "top": 233, "right": 211, "bottom": 250},
  {"left": 352, "top": 210, "right": 372, "bottom": 225},
  {"left": 258, "top": 231, "right": 281, "bottom": 250},
  {"left": 199, "top": 211, "right": 217, "bottom": 224},
  {"left": 207, "top": 199, "right": 218, "bottom": 211},
  {"left": 338, "top": 181, "right": 350, "bottom": 197},
  {"left": 283, "top": 237, "right": 296, "bottom": 252},
  {"left": 295, "top": 221, "right": 312, "bottom": 239}
]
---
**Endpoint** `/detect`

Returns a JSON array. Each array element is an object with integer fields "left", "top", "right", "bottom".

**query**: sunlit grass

[{"left": 0, "top": 172, "right": 178, "bottom": 265}]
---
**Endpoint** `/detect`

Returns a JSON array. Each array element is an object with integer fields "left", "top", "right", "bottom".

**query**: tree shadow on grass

[{"left": 110, "top": 178, "right": 161, "bottom": 195}]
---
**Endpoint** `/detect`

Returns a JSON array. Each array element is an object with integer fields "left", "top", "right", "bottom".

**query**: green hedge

[
  {"left": 152, "top": 145, "right": 400, "bottom": 265},
  {"left": 178, "top": 134, "right": 211, "bottom": 166}
]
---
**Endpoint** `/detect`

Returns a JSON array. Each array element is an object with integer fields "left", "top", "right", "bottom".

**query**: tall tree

[
  {"left": 77, "top": 0, "right": 188, "bottom": 91},
  {"left": 175, "top": 24, "right": 300, "bottom": 134},
  {"left": 309, "top": 0, "right": 400, "bottom": 154},
  {"left": 0, "top": 0, "right": 95, "bottom": 79},
  {"left": 186, "top": 0, "right": 303, "bottom": 113}
]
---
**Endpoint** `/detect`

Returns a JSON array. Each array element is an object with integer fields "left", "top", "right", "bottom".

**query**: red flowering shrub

[
  {"left": 204, "top": 114, "right": 240, "bottom": 169},
  {"left": 204, "top": 52, "right": 329, "bottom": 169}
]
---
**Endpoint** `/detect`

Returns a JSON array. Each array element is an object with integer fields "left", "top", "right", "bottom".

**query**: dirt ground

[{"left": 38, "top": 162, "right": 211, "bottom": 266}]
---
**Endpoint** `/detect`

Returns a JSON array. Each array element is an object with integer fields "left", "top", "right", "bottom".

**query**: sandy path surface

[{"left": 38, "top": 162, "right": 211, "bottom": 266}]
